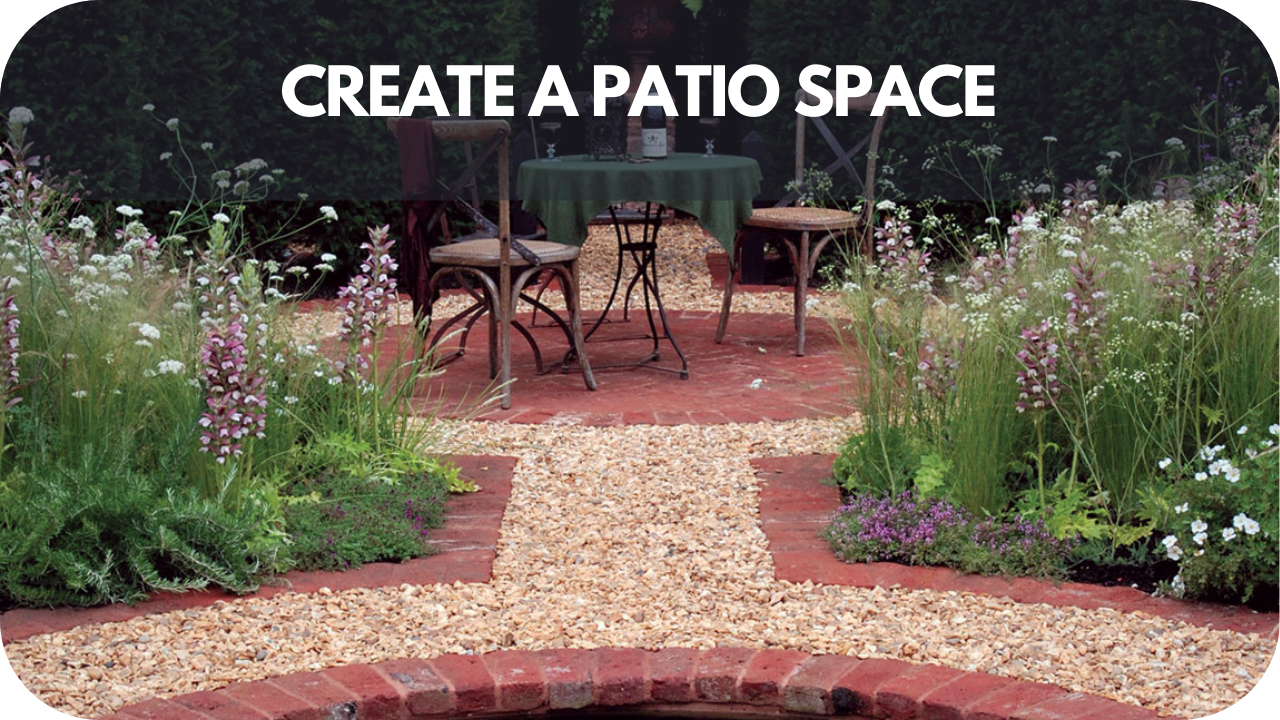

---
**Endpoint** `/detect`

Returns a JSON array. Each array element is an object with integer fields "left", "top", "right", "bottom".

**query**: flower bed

[
  {"left": 0, "top": 107, "right": 458, "bottom": 609},
  {"left": 828, "top": 126, "right": 1279, "bottom": 606}
]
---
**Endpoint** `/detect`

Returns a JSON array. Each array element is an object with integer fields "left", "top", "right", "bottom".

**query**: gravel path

[{"left": 5, "top": 223, "right": 1274, "bottom": 719}]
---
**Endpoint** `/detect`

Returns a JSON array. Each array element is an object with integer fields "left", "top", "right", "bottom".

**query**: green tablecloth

[{"left": 517, "top": 152, "right": 761, "bottom": 253}]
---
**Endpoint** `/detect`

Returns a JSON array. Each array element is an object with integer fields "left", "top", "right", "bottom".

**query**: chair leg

[
  {"left": 794, "top": 230, "right": 811, "bottom": 356},
  {"left": 715, "top": 235, "right": 743, "bottom": 344},
  {"left": 566, "top": 259, "right": 597, "bottom": 390}
]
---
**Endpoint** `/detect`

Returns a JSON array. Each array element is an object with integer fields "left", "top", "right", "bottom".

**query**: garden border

[
  {"left": 753, "top": 454, "right": 1280, "bottom": 638},
  {"left": 0, "top": 456, "right": 516, "bottom": 645},
  {"left": 96, "top": 647, "right": 1173, "bottom": 720}
]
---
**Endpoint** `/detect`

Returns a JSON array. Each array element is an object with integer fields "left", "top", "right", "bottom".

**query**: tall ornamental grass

[{"left": 832, "top": 127, "right": 1278, "bottom": 600}]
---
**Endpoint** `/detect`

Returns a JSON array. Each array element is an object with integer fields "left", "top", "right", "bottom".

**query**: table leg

[{"left": 568, "top": 202, "right": 689, "bottom": 379}]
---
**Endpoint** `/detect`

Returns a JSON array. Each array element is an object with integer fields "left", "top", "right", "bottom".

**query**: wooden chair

[
  {"left": 715, "top": 90, "right": 891, "bottom": 356},
  {"left": 390, "top": 117, "right": 596, "bottom": 409}
]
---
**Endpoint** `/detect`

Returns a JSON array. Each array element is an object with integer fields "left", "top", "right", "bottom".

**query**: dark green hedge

[
  {"left": 741, "top": 0, "right": 1275, "bottom": 200},
  {"left": 1, "top": 0, "right": 1273, "bottom": 204},
  {"left": 1, "top": 0, "right": 539, "bottom": 199}
]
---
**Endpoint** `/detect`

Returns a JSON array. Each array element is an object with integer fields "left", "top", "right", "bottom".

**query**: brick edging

[
  {"left": 0, "top": 455, "right": 516, "bottom": 645},
  {"left": 754, "top": 454, "right": 1280, "bottom": 638},
  {"left": 97, "top": 647, "right": 1177, "bottom": 720}
]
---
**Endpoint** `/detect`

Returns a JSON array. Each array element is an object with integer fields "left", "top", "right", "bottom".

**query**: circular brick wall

[{"left": 99, "top": 647, "right": 1172, "bottom": 720}]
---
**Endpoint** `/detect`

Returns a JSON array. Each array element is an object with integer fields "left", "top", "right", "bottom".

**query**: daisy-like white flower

[
  {"left": 1222, "top": 527, "right": 1237, "bottom": 542},
  {"left": 1191, "top": 519, "right": 1208, "bottom": 534},
  {"left": 1193, "top": 531, "right": 1208, "bottom": 546},
  {"left": 1194, "top": 472, "right": 1208, "bottom": 481},
  {"left": 1270, "top": 423, "right": 1279, "bottom": 436}
]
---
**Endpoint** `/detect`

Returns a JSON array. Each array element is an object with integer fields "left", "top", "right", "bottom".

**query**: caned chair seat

[
  {"left": 744, "top": 207, "right": 859, "bottom": 232},
  {"left": 390, "top": 117, "right": 595, "bottom": 410},
  {"left": 716, "top": 90, "right": 893, "bottom": 357},
  {"left": 430, "top": 238, "right": 581, "bottom": 268}
]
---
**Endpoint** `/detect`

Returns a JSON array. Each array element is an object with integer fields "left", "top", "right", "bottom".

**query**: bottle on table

[{"left": 641, "top": 88, "right": 668, "bottom": 160}]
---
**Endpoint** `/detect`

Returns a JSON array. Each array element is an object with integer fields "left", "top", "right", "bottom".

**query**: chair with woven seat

[
  {"left": 716, "top": 90, "right": 891, "bottom": 356},
  {"left": 391, "top": 117, "right": 595, "bottom": 409}
]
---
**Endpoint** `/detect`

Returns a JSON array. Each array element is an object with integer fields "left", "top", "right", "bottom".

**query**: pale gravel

[
  {"left": 6, "top": 225, "right": 1275, "bottom": 719},
  {"left": 5, "top": 417, "right": 1274, "bottom": 719}
]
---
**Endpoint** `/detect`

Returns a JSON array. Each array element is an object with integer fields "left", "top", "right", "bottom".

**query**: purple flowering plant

[{"left": 824, "top": 490, "right": 1076, "bottom": 579}]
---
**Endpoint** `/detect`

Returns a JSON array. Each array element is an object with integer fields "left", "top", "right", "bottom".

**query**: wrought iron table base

[{"left": 564, "top": 202, "right": 689, "bottom": 380}]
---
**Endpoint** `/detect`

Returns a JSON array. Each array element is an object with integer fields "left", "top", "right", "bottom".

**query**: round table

[{"left": 517, "top": 152, "right": 761, "bottom": 252}]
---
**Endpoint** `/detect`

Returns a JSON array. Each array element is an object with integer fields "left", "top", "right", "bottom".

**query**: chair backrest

[
  {"left": 387, "top": 117, "right": 511, "bottom": 318},
  {"left": 789, "top": 89, "right": 892, "bottom": 224}
]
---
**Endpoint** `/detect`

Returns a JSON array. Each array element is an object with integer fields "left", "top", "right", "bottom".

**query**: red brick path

[
  {"left": 0, "top": 456, "right": 515, "bottom": 645},
  {"left": 753, "top": 454, "right": 1280, "bottom": 638},
  {"left": 97, "top": 647, "right": 1174, "bottom": 720}
]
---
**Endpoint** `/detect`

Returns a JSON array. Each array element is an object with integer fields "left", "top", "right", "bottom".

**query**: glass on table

[
  {"left": 699, "top": 118, "right": 720, "bottom": 157},
  {"left": 539, "top": 121, "right": 562, "bottom": 161}
]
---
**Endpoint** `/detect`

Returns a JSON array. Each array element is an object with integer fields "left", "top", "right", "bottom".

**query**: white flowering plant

[
  {"left": 831, "top": 118, "right": 1278, "bottom": 598},
  {"left": 0, "top": 109, "right": 456, "bottom": 607},
  {"left": 1158, "top": 427, "right": 1279, "bottom": 602}
]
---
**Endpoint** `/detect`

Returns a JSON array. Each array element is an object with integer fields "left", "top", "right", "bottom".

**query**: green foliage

[
  {"left": 743, "top": 0, "right": 1274, "bottom": 201},
  {"left": 282, "top": 461, "right": 452, "bottom": 572},
  {"left": 0, "top": 0, "right": 540, "bottom": 200},
  {"left": 0, "top": 457, "right": 270, "bottom": 607},
  {"left": 832, "top": 424, "right": 921, "bottom": 497},
  {"left": 912, "top": 453, "right": 948, "bottom": 499}
]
